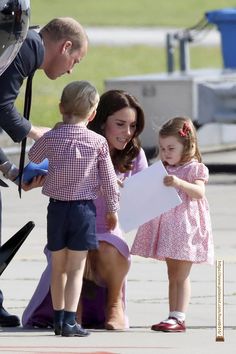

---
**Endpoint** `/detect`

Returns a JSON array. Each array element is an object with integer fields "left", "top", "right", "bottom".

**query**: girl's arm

[{"left": 164, "top": 175, "right": 205, "bottom": 199}]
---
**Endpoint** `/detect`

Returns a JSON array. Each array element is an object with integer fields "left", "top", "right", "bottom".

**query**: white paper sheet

[{"left": 118, "top": 160, "right": 182, "bottom": 232}]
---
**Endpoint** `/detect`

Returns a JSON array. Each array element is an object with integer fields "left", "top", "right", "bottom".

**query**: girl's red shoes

[{"left": 151, "top": 317, "right": 186, "bottom": 332}]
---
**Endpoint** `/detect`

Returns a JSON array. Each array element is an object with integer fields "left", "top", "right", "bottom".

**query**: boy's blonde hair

[
  {"left": 60, "top": 80, "right": 99, "bottom": 120},
  {"left": 159, "top": 116, "right": 202, "bottom": 163}
]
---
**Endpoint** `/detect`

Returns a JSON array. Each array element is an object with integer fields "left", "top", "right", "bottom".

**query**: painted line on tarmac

[
  {"left": 0, "top": 352, "right": 115, "bottom": 354},
  {"left": 0, "top": 345, "right": 173, "bottom": 353}
]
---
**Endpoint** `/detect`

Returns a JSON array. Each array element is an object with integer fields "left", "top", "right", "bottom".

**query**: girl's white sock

[
  {"left": 171, "top": 311, "right": 186, "bottom": 322},
  {"left": 162, "top": 311, "right": 185, "bottom": 324},
  {"left": 162, "top": 312, "right": 176, "bottom": 324}
]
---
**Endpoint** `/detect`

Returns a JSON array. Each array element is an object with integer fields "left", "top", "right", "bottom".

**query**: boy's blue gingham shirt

[{"left": 28, "top": 124, "right": 119, "bottom": 213}]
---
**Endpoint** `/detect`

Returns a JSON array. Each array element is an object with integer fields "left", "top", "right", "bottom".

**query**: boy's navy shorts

[{"left": 47, "top": 199, "right": 98, "bottom": 252}]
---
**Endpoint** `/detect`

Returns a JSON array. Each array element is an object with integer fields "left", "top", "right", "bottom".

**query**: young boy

[{"left": 28, "top": 81, "right": 119, "bottom": 337}]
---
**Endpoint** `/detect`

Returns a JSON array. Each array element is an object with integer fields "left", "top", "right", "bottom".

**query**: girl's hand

[
  {"left": 164, "top": 175, "right": 205, "bottom": 199},
  {"left": 163, "top": 175, "right": 180, "bottom": 188},
  {"left": 22, "top": 175, "right": 46, "bottom": 191},
  {"left": 106, "top": 212, "right": 118, "bottom": 230}
]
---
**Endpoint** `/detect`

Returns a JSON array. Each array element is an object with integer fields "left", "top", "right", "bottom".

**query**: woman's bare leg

[{"left": 82, "top": 241, "right": 130, "bottom": 329}]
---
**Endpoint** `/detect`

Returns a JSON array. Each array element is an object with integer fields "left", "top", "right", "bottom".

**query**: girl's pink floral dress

[{"left": 131, "top": 160, "right": 214, "bottom": 265}]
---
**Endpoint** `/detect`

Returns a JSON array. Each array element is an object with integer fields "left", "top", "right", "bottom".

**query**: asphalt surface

[
  {"left": 0, "top": 147, "right": 235, "bottom": 354},
  {"left": 0, "top": 24, "right": 234, "bottom": 354}
]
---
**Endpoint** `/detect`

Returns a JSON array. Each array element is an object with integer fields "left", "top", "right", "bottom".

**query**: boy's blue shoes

[
  {"left": 54, "top": 322, "right": 62, "bottom": 335},
  {"left": 54, "top": 320, "right": 90, "bottom": 337},
  {"left": 61, "top": 322, "right": 90, "bottom": 337}
]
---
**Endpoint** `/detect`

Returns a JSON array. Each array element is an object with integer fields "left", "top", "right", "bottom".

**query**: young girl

[
  {"left": 131, "top": 116, "right": 214, "bottom": 332},
  {"left": 28, "top": 81, "right": 119, "bottom": 337}
]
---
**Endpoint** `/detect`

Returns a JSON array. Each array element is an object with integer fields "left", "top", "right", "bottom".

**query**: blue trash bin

[{"left": 206, "top": 8, "right": 236, "bottom": 69}]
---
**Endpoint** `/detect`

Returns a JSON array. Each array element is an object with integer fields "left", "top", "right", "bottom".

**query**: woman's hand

[
  {"left": 117, "top": 179, "right": 124, "bottom": 188},
  {"left": 22, "top": 175, "right": 46, "bottom": 191},
  {"left": 117, "top": 177, "right": 126, "bottom": 188}
]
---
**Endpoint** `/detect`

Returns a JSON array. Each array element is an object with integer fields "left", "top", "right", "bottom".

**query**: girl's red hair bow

[{"left": 179, "top": 122, "right": 191, "bottom": 137}]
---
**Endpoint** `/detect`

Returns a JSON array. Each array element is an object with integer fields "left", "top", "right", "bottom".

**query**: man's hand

[
  {"left": 27, "top": 125, "right": 50, "bottom": 141},
  {"left": 22, "top": 175, "right": 46, "bottom": 191}
]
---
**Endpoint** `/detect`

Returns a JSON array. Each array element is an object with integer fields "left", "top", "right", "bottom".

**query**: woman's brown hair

[{"left": 88, "top": 90, "right": 145, "bottom": 172}]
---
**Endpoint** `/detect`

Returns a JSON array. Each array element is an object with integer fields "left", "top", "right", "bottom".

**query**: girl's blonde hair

[
  {"left": 60, "top": 80, "right": 99, "bottom": 120},
  {"left": 159, "top": 116, "right": 202, "bottom": 163}
]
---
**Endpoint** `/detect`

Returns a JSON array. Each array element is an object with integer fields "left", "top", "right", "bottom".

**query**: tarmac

[
  {"left": 0, "top": 24, "right": 234, "bottom": 354},
  {"left": 0, "top": 145, "right": 235, "bottom": 354},
  {"left": 0, "top": 18, "right": 236, "bottom": 354}
]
